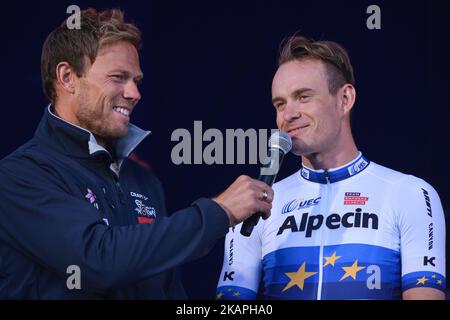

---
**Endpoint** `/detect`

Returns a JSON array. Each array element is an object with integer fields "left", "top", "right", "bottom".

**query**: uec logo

[{"left": 281, "top": 197, "right": 321, "bottom": 214}]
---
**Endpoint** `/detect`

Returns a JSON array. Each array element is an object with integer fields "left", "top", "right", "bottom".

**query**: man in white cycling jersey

[{"left": 216, "top": 36, "right": 446, "bottom": 300}]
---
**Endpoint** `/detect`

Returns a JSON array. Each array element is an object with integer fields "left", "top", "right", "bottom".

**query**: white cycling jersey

[{"left": 216, "top": 153, "right": 446, "bottom": 299}]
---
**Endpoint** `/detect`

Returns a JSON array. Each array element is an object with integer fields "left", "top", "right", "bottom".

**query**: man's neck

[
  {"left": 53, "top": 103, "right": 108, "bottom": 148},
  {"left": 54, "top": 102, "right": 79, "bottom": 127},
  {"left": 301, "top": 138, "right": 359, "bottom": 171},
  {"left": 301, "top": 149, "right": 359, "bottom": 171}
]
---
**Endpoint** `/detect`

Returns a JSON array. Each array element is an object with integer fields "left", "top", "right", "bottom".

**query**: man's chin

[{"left": 291, "top": 144, "right": 313, "bottom": 157}]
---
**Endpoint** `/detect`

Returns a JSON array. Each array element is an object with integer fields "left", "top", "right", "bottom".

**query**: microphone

[{"left": 240, "top": 131, "right": 292, "bottom": 237}]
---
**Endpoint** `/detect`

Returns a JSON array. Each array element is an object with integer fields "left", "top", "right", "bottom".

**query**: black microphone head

[
  {"left": 268, "top": 131, "right": 292, "bottom": 155},
  {"left": 242, "top": 131, "right": 292, "bottom": 237}
]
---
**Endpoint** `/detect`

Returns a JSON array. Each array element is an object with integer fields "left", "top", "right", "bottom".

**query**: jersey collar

[{"left": 300, "top": 152, "right": 370, "bottom": 184}]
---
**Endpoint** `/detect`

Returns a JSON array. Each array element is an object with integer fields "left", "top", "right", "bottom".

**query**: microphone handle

[
  {"left": 239, "top": 212, "right": 261, "bottom": 237},
  {"left": 240, "top": 149, "right": 284, "bottom": 237}
]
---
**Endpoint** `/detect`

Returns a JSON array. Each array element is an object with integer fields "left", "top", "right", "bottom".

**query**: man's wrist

[{"left": 211, "top": 197, "right": 237, "bottom": 227}]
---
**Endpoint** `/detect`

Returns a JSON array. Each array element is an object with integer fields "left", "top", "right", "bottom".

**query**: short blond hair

[{"left": 278, "top": 36, "right": 355, "bottom": 94}]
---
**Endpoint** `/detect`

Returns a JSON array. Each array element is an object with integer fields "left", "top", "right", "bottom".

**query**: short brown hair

[
  {"left": 278, "top": 36, "right": 355, "bottom": 94},
  {"left": 41, "top": 8, "right": 141, "bottom": 103}
]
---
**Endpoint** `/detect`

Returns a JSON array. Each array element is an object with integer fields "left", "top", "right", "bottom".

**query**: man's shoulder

[
  {"left": 367, "top": 161, "right": 438, "bottom": 196},
  {"left": 0, "top": 137, "right": 72, "bottom": 187},
  {"left": 273, "top": 169, "right": 302, "bottom": 192},
  {"left": 0, "top": 139, "right": 39, "bottom": 172}
]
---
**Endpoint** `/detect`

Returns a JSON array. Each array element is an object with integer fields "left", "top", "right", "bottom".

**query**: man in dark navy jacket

[{"left": 0, "top": 8, "right": 273, "bottom": 299}]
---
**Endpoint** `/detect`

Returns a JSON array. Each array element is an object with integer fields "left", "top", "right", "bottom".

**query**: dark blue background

[{"left": 1, "top": 0, "right": 449, "bottom": 299}]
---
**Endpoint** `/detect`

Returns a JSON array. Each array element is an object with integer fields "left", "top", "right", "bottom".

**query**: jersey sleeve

[
  {"left": 216, "top": 222, "right": 263, "bottom": 300},
  {"left": 395, "top": 176, "right": 446, "bottom": 293}
]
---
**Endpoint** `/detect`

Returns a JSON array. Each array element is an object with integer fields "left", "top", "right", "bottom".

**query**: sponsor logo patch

[
  {"left": 344, "top": 192, "right": 369, "bottom": 205},
  {"left": 277, "top": 208, "right": 379, "bottom": 238},
  {"left": 130, "top": 192, "right": 157, "bottom": 224},
  {"left": 282, "top": 197, "right": 321, "bottom": 214},
  {"left": 347, "top": 157, "right": 369, "bottom": 176},
  {"left": 85, "top": 188, "right": 99, "bottom": 210},
  {"left": 134, "top": 199, "right": 156, "bottom": 224}
]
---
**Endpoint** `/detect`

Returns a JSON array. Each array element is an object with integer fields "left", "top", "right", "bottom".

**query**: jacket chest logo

[
  {"left": 134, "top": 199, "right": 156, "bottom": 217},
  {"left": 85, "top": 188, "right": 99, "bottom": 210},
  {"left": 130, "top": 192, "right": 157, "bottom": 224}
]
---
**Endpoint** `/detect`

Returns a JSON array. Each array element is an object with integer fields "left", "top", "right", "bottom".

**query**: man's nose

[
  {"left": 123, "top": 81, "right": 141, "bottom": 101},
  {"left": 283, "top": 100, "right": 301, "bottom": 122}
]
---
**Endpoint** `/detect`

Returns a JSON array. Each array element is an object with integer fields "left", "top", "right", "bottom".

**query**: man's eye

[
  {"left": 298, "top": 95, "right": 309, "bottom": 101},
  {"left": 275, "top": 103, "right": 285, "bottom": 111},
  {"left": 111, "top": 74, "right": 126, "bottom": 81}
]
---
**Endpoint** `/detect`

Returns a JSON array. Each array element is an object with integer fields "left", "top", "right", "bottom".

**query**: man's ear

[
  {"left": 338, "top": 84, "right": 356, "bottom": 116},
  {"left": 55, "top": 62, "right": 78, "bottom": 95}
]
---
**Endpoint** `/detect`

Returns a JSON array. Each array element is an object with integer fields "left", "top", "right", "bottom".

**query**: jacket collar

[
  {"left": 299, "top": 152, "right": 370, "bottom": 184},
  {"left": 34, "top": 105, "right": 151, "bottom": 169}
]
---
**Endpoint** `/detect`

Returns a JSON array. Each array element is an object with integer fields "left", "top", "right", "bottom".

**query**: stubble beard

[{"left": 75, "top": 83, "right": 128, "bottom": 143}]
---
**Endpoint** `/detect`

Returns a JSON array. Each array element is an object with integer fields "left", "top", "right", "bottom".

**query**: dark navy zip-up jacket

[{"left": 0, "top": 106, "right": 229, "bottom": 299}]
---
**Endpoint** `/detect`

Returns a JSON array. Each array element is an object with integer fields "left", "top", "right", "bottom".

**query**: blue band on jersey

[
  {"left": 300, "top": 153, "right": 370, "bottom": 184},
  {"left": 262, "top": 244, "right": 402, "bottom": 299},
  {"left": 216, "top": 286, "right": 257, "bottom": 300},
  {"left": 402, "top": 271, "right": 446, "bottom": 292}
]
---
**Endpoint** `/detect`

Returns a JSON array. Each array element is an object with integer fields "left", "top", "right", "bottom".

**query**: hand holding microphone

[
  {"left": 212, "top": 131, "right": 292, "bottom": 235},
  {"left": 240, "top": 131, "right": 292, "bottom": 236},
  {"left": 212, "top": 175, "right": 274, "bottom": 227}
]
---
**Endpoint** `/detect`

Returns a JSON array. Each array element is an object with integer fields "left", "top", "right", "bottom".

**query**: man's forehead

[
  {"left": 272, "top": 59, "right": 327, "bottom": 92},
  {"left": 98, "top": 40, "right": 138, "bottom": 54},
  {"left": 94, "top": 41, "right": 142, "bottom": 72},
  {"left": 275, "top": 59, "right": 326, "bottom": 80}
]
